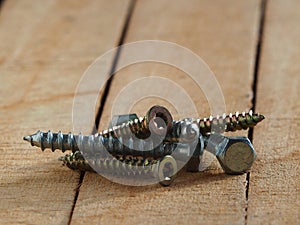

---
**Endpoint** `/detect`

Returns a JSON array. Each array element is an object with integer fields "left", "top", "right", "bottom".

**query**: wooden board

[
  {"left": 247, "top": 0, "right": 300, "bottom": 224},
  {"left": 0, "top": 0, "right": 130, "bottom": 224},
  {"left": 71, "top": 0, "right": 262, "bottom": 224},
  {"left": 2, "top": 0, "right": 298, "bottom": 224}
]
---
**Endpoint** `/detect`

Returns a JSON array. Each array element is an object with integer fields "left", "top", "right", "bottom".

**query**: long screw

[
  {"left": 23, "top": 130, "right": 174, "bottom": 159},
  {"left": 59, "top": 151, "right": 177, "bottom": 186},
  {"left": 59, "top": 151, "right": 158, "bottom": 175},
  {"left": 23, "top": 110, "right": 264, "bottom": 157},
  {"left": 108, "top": 105, "right": 173, "bottom": 139},
  {"left": 198, "top": 110, "right": 264, "bottom": 134},
  {"left": 166, "top": 110, "right": 264, "bottom": 142}
]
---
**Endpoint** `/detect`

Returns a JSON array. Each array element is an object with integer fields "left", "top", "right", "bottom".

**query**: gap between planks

[
  {"left": 67, "top": 1, "right": 137, "bottom": 225},
  {"left": 94, "top": 0, "right": 137, "bottom": 132},
  {"left": 245, "top": 0, "right": 268, "bottom": 224},
  {"left": 0, "top": 0, "right": 5, "bottom": 10}
]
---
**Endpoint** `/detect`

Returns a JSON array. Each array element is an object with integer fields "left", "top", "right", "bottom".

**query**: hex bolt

[{"left": 205, "top": 134, "right": 257, "bottom": 174}]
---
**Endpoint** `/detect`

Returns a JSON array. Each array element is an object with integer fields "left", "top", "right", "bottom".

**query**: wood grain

[
  {"left": 0, "top": 0, "right": 129, "bottom": 224},
  {"left": 247, "top": 0, "right": 300, "bottom": 224},
  {"left": 71, "top": 0, "right": 261, "bottom": 224},
  {"left": 3, "top": 0, "right": 298, "bottom": 224}
]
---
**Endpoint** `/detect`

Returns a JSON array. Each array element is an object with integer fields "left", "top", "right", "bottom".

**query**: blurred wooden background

[{"left": 0, "top": 0, "right": 299, "bottom": 224}]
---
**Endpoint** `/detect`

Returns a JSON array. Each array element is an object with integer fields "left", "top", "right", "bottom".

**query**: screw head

[
  {"left": 157, "top": 155, "right": 177, "bottom": 186},
  {"left": 216, "top": 136, "right": 257, "bottom": 174}
]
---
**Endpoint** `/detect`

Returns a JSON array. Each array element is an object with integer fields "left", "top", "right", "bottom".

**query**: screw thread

[
  {"left": 23, "top": 130, "right": 79, "bottom": 152},
  {"left": 24, "top": 129, "right": 173, "bottom": 159},
  {"left": 59, "top": 151, "right": 158, "bottom": 176},
  {"left": 23, "top": 111, "right": 264, "bottom": 155},
  {"left": 103, "top": 117, "right": 150, "bottom": 139},
  {"left": 166, "top": 119, "right": 200, "bottom": 143},
  {"left": 197, "top": 110, "right": 264, "bottom": 135}
]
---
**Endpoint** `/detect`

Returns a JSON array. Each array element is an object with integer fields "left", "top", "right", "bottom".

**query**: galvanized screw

[{"left": 59, "top": 150, "right": 177, "bottom": 186}]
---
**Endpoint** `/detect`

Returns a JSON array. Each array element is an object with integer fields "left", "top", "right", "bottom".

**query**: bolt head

[{"left": 216, "top": 136, "right": 257, "bottom": 174}]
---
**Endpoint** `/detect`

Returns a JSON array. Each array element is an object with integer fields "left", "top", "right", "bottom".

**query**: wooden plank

[
  {"left": 0, "top": 0, "right": 130, "bottom": 224},
  {"left": 248, "top": 0, "right": 300, "bottom": 224},
  {"left": 71, "top": 0, "right": 261, "bottom": 224}
]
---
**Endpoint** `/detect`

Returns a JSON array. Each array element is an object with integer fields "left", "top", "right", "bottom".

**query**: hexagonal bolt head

[{"left": 206, "top": 134, "right": 257, "bottom": 174}]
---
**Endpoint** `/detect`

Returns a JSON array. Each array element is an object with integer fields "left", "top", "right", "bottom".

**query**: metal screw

[
  {"left": 109, "top": 105, "right": 173, "bottom": 139},
  {"left": 59, "top": 151, "right": 158, "bottom": 175},
  {"left": 161, "top": 110, "right": 264, "bottom": 143},
  {"left": 166, "top": 118, "right": 200, "bottom": 143},
  {"left": 23, "top": 130, "right": 174, "bottom": 159},
  {"left": 59, "top": 151, "right": 177, "bottom": 186},
  {"left": 197, "top": 110, "right": 264, "bottom": 135},
  {"left": 23, "top": 109, "right": 263, "bottom": 155}
]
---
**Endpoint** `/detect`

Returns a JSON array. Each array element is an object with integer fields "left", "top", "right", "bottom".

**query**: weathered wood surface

[
  {"left": 0, "top": 0, "right": 299, "bottom": 224},
  {"left": 0, "top": 0, "right": 130, "bottom": 224},
  {"left": 248, "top": 0, "right": 300, "bottom": 224},
  {"left": 72, "top": 0, "right": 262, "bottom": 224}
]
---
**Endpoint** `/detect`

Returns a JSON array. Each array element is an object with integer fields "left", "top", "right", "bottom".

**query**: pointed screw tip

[
  {"left": 23, "top": 135, "right": 31, "bottom": 142},
  {"left": 259, "top": 114, "right": 265, "bottom": 120}
]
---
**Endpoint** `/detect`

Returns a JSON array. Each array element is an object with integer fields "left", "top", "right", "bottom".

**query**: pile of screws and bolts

[{"left": 24, "top": 105, "right": 264, "bottom": 186}]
